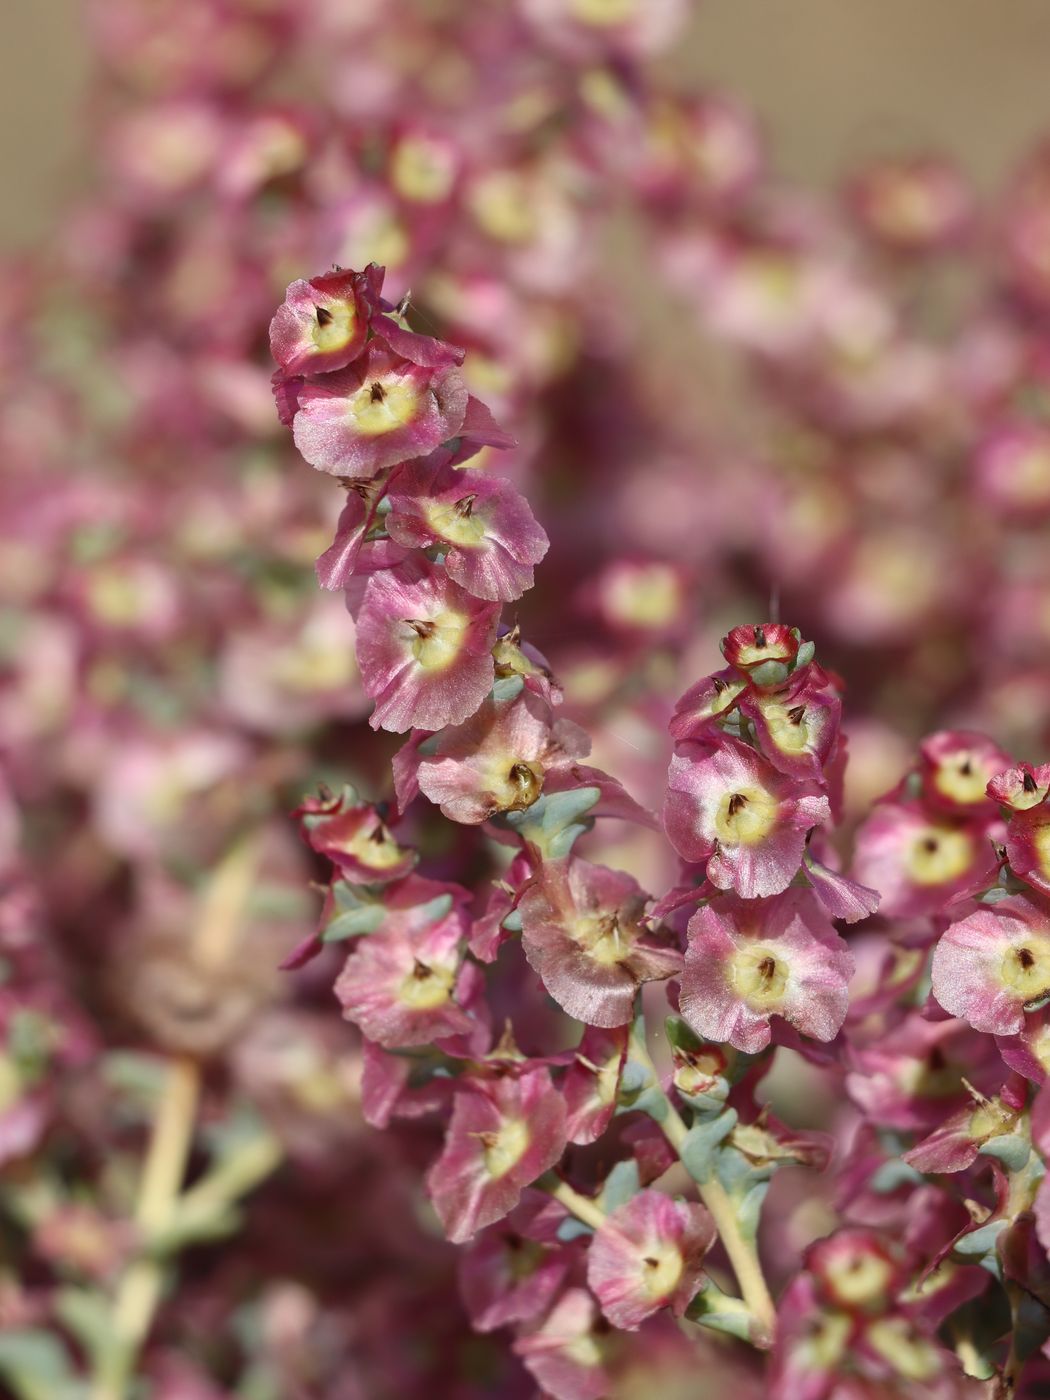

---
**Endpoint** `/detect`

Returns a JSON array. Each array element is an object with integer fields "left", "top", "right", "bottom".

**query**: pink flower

[
  {"left": 386, "top": 455, "right": 547, "bottom": 602},
  {"left": 721, "top": 621, "right": 800, "bottom": 681},
  {"left": 354, "top": 559, "right": 500, "bottom": 732},
  {"left": 668, "top": 667, "right": 747, "bottom": 745},
  {"left": 918, "top": 731, "right": 1013, "bottom": 815},
  {"left": 1003, "top": 802, "right": 1050, "bottom": 898},
  {"left": 426, "top": 1067, "right": 567, "bottom": 1242},
  {"left": 664, "top": 739, "right": 830, "bottom": 898},
  {"left": 852, "top": 800, "right": 999, "bottom": 918},
  {"left": 904, "top": 1076, "right": 1026, "bottom": 1174},
  {"left": 333, "top": 877, "right": 479, "bottom": 1048},
  {"left": 408, "top": 685, "right": 588, "bottom": 825},
  {"left": 931, "top": 894, "right": 1050, "bottom": 1035},
  {"left": 563, "top": 1024, "right": 629, "bottom": 1144},
  {"left": 291, "top": 340, "right": 468, "bottom": 480},
  {"left": 269, "top": 265, "right": 379, "bottom": 376},
  {"left": 586, "top": 1189, "right": 714, "bottom": 1329},
  {"left": 295, "top": 786, "right": 416, "bottom": 885},
  {"left": 739, "top": 668, "right": 842, "bottom": 781},
  {"left": 805, "top": 1229, "right": 903, "bottom": 1313},
  {"left": 679, "top": 890, "right": 853, "bottom": 1053},
  {"left": 458, "top": 1193, "right": 572, "bottom": 1332},
  {"left": 519, "top": 859, "right": 682, "bottom": 1027},
  {"left": 988, "top": 761, "right": 1050, "bottom": 812},
  {"left": 512, "top": 1288, "right": 610, "bottom": 1400}
]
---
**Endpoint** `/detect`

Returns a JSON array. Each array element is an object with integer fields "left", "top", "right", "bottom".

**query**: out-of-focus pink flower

[
  {"left": 586, "top": 1189, "right": 714, "bottom": 1330},
  {"left": 847, "top": 156, "right": 972, "bottom": 254},
  {"left": 918, "top": 731, "right": 1014, "bottom": 815},
  {"left": 852, "top": 800, "right": 999, "bottom": 918}
]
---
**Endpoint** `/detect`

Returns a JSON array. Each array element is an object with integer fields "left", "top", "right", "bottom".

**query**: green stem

[
  {"left": 632, "top": 1037, "right": 776, "bottom": 1342},
  {"left": 545, "top": 1178, "right": 607, "bottom": 1233}
]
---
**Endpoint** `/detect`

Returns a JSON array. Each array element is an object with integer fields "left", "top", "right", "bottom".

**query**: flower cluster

[
  {"left": 12, "top": 0, "right": 1050, "bottom": 1394},
  {"left": 275, "top": 264, "right": 1050, "bottom": 1397}
]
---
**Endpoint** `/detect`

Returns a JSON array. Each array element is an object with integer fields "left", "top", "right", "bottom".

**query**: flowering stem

[
  {"left": 90, "top": 1057, "right": 200, "bottom": 1400},
  {"left": 545, "top": 1177, "right": 608, "bottom": 1233},
  {"left": 632, "top": 1037, "right": 777, "bottom": 1342},
  {"left": 90, "top": 837, "right": 261, "bottom": 1400}
]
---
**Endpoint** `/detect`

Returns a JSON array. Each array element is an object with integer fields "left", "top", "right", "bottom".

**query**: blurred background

[
  {"left": 4, "top": 1, "right": 1050, "bottom": 1397},
  {"left": 12, "top": 0, "right": 1050, "bottom": 252}
]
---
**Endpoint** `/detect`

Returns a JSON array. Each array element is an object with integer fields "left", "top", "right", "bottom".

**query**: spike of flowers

[{"left": 273, "top": 264, "right": 1050, "bottom": 1398}]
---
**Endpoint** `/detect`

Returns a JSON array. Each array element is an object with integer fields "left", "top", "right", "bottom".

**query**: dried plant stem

[
  {"left": 90, "top": 838, "right": 259, "bottom": 1400},
  {"left": 90, "top": 1058, "right": 200, "bottom": 1400}
]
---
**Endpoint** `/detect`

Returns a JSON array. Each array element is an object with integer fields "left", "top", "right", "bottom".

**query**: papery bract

[
  {"left": 292, "top": 341, "right": 468, "bottom": 480},
  {"left": 409, "top": 684, "right": 587, "bottom": 825},
  {"left": 586, "top": 1189, "right": 714, "bottom": 1330},
  {"left": 269, "top": 265, "right": 379, "bottom": 376},
  {"left": 679, "top": 890, "right": 853, "bottom": 1053},
  {"left": 332, "top": 881, "right": 477, "bottom": 1049},
  {"left": 386, "top": 455, "right": 547, "bottom": 602},
  {"left": 354, "top": 560, "right": 500, "bottom": 732},
  {"left": 931, "top": 893, "right": 1050, "bottom": 1035},
  {"left": 664, "top": 739, "right": 830, "bottom": 898},
  {"left": 426, "top": 1067, "right": 568, "bottom": 1243},
  {"left": 520, "top": 858, "right": 682, "bottom": 1027}
]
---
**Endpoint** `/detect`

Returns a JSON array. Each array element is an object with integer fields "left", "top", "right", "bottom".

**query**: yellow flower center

[
  {"left": 865, "top": 1318, "right": 940, "bottom": 1382},
  {"left": 728, "top": 945, "right": 788, "bottom": 1008},
  {"left": 310, "top": 299, "right": 357, "bottom": 357},
  {"left": 389, "top": 136, "right": 456, "bottom": 204},
  {"left": 405, "top": 610, "right": 471, "bottom": 671},
  {"left": 469, "top": 172, "right": 538, "bottom": 244},
  {"left": 398, "top": 958, "right": 456, "bottom": 1012},
  {"left": 1031, "top": 822, "right": 1050, "bottom": 880},
  {"left": 342, "top": 819, "right": 407, "bottom": 872},
  {"left": 482, "top": 758, "right": 544, "bottom": 814},
  {"left": 604, "top": 564, "right": 681, "bottom": 629},
  {"left": 803, "top": 1311, "right": 852, "bottom": 1370},
  {"left": 422, "top": 495, "right": 488, "bottom": 548},
  {"left": 1006, "top": 441, "right": 1050, "bottom": 503},
  {"left": 482, "top": 1117, "right": 530, "bottom": 1179},
  {"left": 824, "top": 1250, "right": 894, "bottom": 1308},
  {"left": 904, "top": 825, "right": 974, "bottom": 885},
  {"left": 999, "top": 937, "right": 1050, "bottom": 1001},
  {"left": 573, "top": 910, "right": 638, "bottom": 967},
  {"left": 570, "top": 0, "right": 637, "bottom": 24},
  {"left": 348, "top": 376, "right": 420, "bottom": 436},
  {"left": 640, "top": 1241, "right": 684, "bottom": 1300},
  {"left": 933, "top": 755, "right": 993, "bottom": 807},
  {"left": 713, "top": 786, "right": 779, "bottom": 846},
  {"left": 759, "top": 700, "right": 812, "bottom": 755},
  {"left": 969, "top": 1096, "right": 1020, "bottom": 1141}
]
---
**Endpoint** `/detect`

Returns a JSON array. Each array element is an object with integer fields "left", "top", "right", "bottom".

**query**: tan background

[{"left": 5, "top": 0, "right": 1050, "bottom": 250}]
